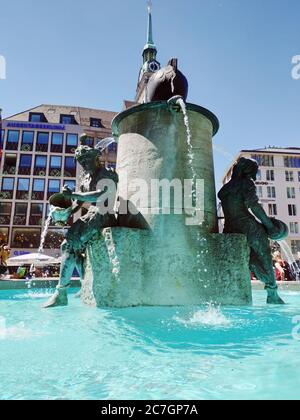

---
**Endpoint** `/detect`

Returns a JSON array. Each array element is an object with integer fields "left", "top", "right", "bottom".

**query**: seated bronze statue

[{"left": 218, "top": 157, "right": 287, "bottom": 305}]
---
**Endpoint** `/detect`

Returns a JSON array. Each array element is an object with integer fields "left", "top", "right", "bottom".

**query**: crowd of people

[
  {"left": 272, "top": 251, "right": 297, "bottom": 282},
  {"left": 250, "top": 251, "right": 299, "bottom": 282},
  {"left": 0, "top": 243, "right": 60, "bottom": 280},
  {"left": 0, "top": 244, "right": 11, "bottom": 277}
]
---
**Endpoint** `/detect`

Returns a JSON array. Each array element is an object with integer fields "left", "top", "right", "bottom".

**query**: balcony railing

[
  {"left": 29, "top": 216, "right": 43, "bottom": 226},
  {"left": 36, "top": 144, "right": 48, "bottom": 153},
  {"left": 49, "top": 169, "right": 62, "bottom": 177},
  {"left": 20, "top": 144, "right": 33, "bottom": 152},
  {"left": 18, "top": 167, "right": 32, "bottom": 176},
  {"left": 0, "top": 215, "right": 11, "bottom": 225},
  {"left": 16, "top": 191, "right": 29, "bottom": 200},
  {"left": 34, "top": 167, "right": 47, "bottom": 176},
  {"left": 0, "top": 190, "right": 13, "bottom": 199},
  {"left": 31, "top": 191, "right": 45, "bottom": 201},
  {"left": 13, "top": 216, "right": 27, "bottom": 226},
  {"left": 64, "top": 169, "right": 76, "bottom": 177},
  {"left": 3, "top": 165, "right": 16, "bottom": 175},
  {"left": 51, "top": 145, "right": 63, "bottom": 153},
  {"left": 6, "top": 142, "right": 19, "bottom": 151}
]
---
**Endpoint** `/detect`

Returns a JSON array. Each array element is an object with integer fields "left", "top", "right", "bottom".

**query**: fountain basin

[{"left": 81, "top": 228, "right": 252, "bottom": 307}]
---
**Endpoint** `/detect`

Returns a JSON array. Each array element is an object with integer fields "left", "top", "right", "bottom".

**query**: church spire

[
  {"left": 136, "top": 1, "right": 161, "bottom": 103},
  {"left": 145, "top": 0, "right": 155, "bottom": 49},
  {"left": 143, "top": 0, "right": 157, "bottom": 62}
]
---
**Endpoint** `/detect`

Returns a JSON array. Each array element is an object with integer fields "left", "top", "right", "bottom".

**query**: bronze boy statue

[
  {"left": 43, "top": 135, "right": 118, "bottom": 308},
  {"left": 218, "top": 157, "right": 287, "bottom": 305}
]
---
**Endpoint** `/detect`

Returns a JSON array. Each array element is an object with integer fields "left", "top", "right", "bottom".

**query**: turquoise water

[{"left": 0, "top": 288, "right": 300, "bottom": 400}]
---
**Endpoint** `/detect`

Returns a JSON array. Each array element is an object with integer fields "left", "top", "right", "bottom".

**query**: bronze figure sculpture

[
  {"left": 218, "top": 157, "right": 287, "bottom": 305},
  {"left": 43, "top": 135, "right": 118, "bottom": 308}
]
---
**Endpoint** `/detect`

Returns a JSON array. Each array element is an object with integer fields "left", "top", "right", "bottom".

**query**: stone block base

[{"left": 81, "top": 228, "right": 252, "bottom": 307}]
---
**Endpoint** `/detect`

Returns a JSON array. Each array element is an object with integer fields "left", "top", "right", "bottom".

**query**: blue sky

[{"left": 0, "top": 0, "right": 299, "bottom": 185}]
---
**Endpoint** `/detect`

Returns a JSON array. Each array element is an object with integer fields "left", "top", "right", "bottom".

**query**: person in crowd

[
  {"left": 0, "top": 244, "right": 11, "bottom": 279},
  {"left": 273, "top": 252, "right": 295, "bottom": 282},
  {"left": 16, "top": 265, "right": 27, "bottom": 279}
]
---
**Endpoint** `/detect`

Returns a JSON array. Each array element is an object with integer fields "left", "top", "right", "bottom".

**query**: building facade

[
  {"left": 0, "top": 105, "right": 117, "bottom": 257},
  {"left": 222, "top": 148, "right": 300, "bottom": 258}
]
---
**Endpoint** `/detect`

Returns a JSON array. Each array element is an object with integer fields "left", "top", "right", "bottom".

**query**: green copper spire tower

[{"left": 136, "top": 0, "right": 161, "bottom": 103}]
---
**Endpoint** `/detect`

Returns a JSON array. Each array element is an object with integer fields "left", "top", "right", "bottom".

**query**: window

[
  {"left": 14, "top": 203, "right": 28, "bottom": 226},
  {"left": 48, "top": 180, "right": 60, "bottom": 199},
  {"left": 291, "top": 240, "right": 300, "bottom": 255},
  {"left": 11, "top": 228, "right": 41, "bottom": 248},
  {"left": 266, "top": 170, "right": 274, "bottom": 181},
  {"left": 64, "top": 157, "right": 76, "bottom": 177},
  {"left": 65, "top": 133, "right": 78, "bottom": 154},
  {"left": 268, "top": 204, "right": 277, "bottom": 216},
  {"left": 256, "top": 186, "right": 263, "bottom": 198},
  {"left": 6, "top": 130, "right": 19, "bottom": 150},
  {"left": 29, "top": 112, "right": 47, "bottom": 123},
  {"left": 16, "top": 178, "right": 30, "bottom": 200},
  {"left": 285, "top": 171, "right": 294, "bottom": 182},
  {"left": 290, "top": 222, "right": 299, "bottom": 235},
  {"left": 21, "top": 131, "right": 34, "bottom": 151},
  {"left": 34, "top": 155, "right": 47, "bottom": 176},
  {"left": 0, "top": 228, "right": 9, "bottom": 246},
  {"left": 287, "top": 187, "right": 296, "bottom": 199},
  {"left": 256, "top": 170, "right": 262, "bottom": 181},
  {"left": 49, "top": 156, "right": 62, "bottom": 177},
  {"left": 32, "top": 179, "right": 45, "bottom": 201},
  {"left": 60, "top": 115, "right": 77, "bottom": 125},
  {"left": 29, "top": 204, "right": 44, "bottom": 226},
  {"left": 36, "top": 132, "right": 49, "bottom": 152},
  {"left": 51, "top": 133, "right": 64, "bottom": 153},
  {"left": 0, "top": 203, "right": 12, "bottom": 225},
  {"left": 108, "top": 143, "right": 118, "bottom": 153},
  {"left": 85, "top": 137, "right": 94, "bottom": 147},
  {"left": 251, "top": 154, "right": 274, "bottom": 167},
  {"left": 44, "top": 229, "right": 65, "bottom": 249},
  {"left": 284, "top": 156, "right": 300, "bottom": 168},
  {"left": 1, "top": 178, "right": 14, "bottom": 199},
  {"left": 18, "top": 154, "right": 32, "bottom": 175},
  {"left": 90, "top": 118, "right": 103, "bottom": 128},
  {"left": 0, "top": 129, "right": 5, "bottom": 149},
  {"left": 63, "top": 180, "right": 76, "bottom": 191},
  {"left": 267, "top": 186, "right": 276, "bottom": 199},
  {"left": 288, "top": 204, "right": 297, "bottom": 216},
  {"left": 3, "top": 154, "right": 17, "bottom": 175}
]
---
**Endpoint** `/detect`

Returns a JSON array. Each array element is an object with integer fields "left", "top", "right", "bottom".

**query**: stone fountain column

[{"left": 81, "top": 102, "right": 252, "bottom": 308}]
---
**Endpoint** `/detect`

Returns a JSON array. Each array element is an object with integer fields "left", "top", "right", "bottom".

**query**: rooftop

[{"left": 4, "top": 104, "right": 117, "bottom": 130}]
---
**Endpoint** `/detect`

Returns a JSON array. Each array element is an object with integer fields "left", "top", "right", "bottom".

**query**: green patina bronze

[
  {"left": 43, "top": 135, "right": 118, "bottom": 308},
  {"left": 218, "top": 157, "right": 288, "bottom": 305}
]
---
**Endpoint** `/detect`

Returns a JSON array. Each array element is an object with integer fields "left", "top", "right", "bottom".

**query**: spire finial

[{"left": 146, "top": 0, "right": 154, "bottom": 47}]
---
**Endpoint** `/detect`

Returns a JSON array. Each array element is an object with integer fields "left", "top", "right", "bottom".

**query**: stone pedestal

[
  {"left": 112, "top": 101, "right": 220, "bottom": 232},
  {"left": 80, "top": 102, "right": 252, "bottom": 308},
  {"left": 81, "top": 228, "right": 252, "bottom": 307}
]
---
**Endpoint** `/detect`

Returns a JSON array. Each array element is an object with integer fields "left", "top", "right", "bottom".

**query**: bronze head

[
  {"left": 75, "top": 134, "right": 102, "bottom": 173},
  {"left": 232, "top": 157, "right": 259, "bottom": 181}
]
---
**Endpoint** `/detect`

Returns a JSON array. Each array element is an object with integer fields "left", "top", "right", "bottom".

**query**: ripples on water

[{"left": 0, "top": 289, "right": 300, "bottom": 400}]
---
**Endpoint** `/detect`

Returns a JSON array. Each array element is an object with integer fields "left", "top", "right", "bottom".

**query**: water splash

[
  {"left": 177, "top": 98, "right": 197, "bottom": 203},
  {"left": 279, "top": 240, "right": 300, "bottom": 280},
  {"left": 174, "top": 304, "right": 231, "bottom": 328},
  {"left": 0, "top": 321, "right": 33, "bottom": 341},
  {"left": 95, "top": 137, "right": 116, "bottom": 152},
  {"left": 38, "top": 209, "right": 54, "bottom": 254},
  {"left": 103, "top": 228, "right": 120, "bottom": 280}
]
